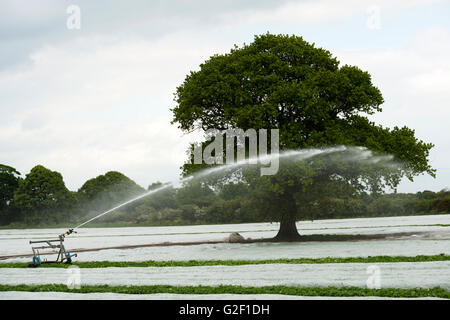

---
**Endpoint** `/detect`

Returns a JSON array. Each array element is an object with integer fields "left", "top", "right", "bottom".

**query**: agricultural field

[{"left": 0, "top": 214, "right": 449, "bottom": 299}]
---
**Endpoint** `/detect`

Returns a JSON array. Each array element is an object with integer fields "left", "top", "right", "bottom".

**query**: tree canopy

[
  {"left": 13, "top": 165, "right": 76, "bottom": 224},
  {"left": 0, "top": 164, "right": 21, "bottom": 210},
  {"left": 0, "top": 34, "right": 437, "bottom": 233},
  {"left": 76, "top": 171, "right": 145, "bottom": 221},
  {"left": 0, "top": 164, "right": 21, "bottom": 224},
  {"left": 171, "top": 33, "right": 435, "bottom": 240},
  {"left": 0, "top": 162, "right": 446, "bottom": 228}
]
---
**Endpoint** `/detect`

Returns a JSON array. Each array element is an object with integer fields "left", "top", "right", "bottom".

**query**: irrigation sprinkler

[
  {"left": 20, "top": 147, "right": 389, "bottom": 267},
  {"left": 28, "top": 228, "right": 77, "bottom": 267}
]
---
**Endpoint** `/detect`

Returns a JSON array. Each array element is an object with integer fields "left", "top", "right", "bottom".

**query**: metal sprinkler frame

[{"left": 28, "top": 229, "right": 77, "bottom": 267}]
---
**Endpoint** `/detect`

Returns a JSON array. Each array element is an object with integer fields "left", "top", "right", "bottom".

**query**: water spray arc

[
  {"left": 28, "top": 145, "right": 397, "bottom": 266},
  {"left": 71, "top": 145, "right": 350, "bottom": 230},
  {"left": 73, "top": 183, "right": 173, "bottom": 229}
]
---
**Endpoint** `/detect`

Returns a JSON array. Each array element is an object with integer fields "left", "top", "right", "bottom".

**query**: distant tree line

[{"left": 0, "top": 163, "right": 448, "bottom": 228}]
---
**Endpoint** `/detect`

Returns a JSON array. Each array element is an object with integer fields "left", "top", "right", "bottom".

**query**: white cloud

[
  {"left": 0, "top": 32, "right": 217, "bottom": 190},
  {"left": 1, "top": 0, "right": 449, "bottom": 193},
  {"left": 230, "top": 0, "right": 444, "bottom": 27},
  {"left": 335, "top": 26, "right": 450, "bottom": 192},
  {"left": 409, "top": 69, "right": 450, "bottom": 94}
]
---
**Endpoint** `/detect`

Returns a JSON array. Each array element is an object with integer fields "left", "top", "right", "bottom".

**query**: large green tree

[
  {"left": 0, "top": 164, "right": 20, "bottom": 209},
  {"left": 0, "top": 164, "right": 21, "bottom": 224},
  {"left": 76, "top": 171, "right": 145, "bottom": 222},
  {"left": 13, "top": 165, "right": 76, "bottom": 224},
  {"left": 171, "top": 33, "right": 434, "bottom": 241}
]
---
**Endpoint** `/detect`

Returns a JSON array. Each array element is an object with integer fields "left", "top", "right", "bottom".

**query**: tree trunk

[{"left": 273, "top": 192, "right": 302, "bottom": 242}]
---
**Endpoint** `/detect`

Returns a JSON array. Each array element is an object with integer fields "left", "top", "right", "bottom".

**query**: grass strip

[
  {"left": 1, "top": 254, "right": 449, "bottom": 268},
  {"left": 0, "top": 284, "right": 448, "bottom": 299}
]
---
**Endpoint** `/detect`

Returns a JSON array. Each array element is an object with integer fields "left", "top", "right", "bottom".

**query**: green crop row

[
  {"left": 0, "top": 284, "right": 448, "bottom": 299},
  {"left": 1, "top": 254, "right": 449, "bottom": 268}
]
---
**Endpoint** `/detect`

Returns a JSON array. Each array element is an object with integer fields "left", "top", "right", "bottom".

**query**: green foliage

[
  {"left": 0, "top": 164, "right": 20, "bottom": 209},
  {"left": 314, "top": 116, "right": 435, "bottom": 178},
  {"left": 176, "top": 181, "right": 215, "bottom": 207},
  {"left": 77, "top": 171, "right": 144, "bottom": 211},
  {"left": 0, "top": 164, "right": 21, "bottom": 224},
  {"left": 13, "top": 165, "right": 76, "bottom": 225},
  {"left": 0, "top": 35, "right": 438, "bottom": 229},
  {"left": 172, "top": 33, "right": 433, "bottom": 176},
  {"left": 172, "top": 33, "right": 383, "bottom": 135},
  {"left": 2, "top": 254, "right": 449, "bottom": 269},
  {"left": 171, "top": 33, "right": 435, "bottom": 238},
  {"left": 431, "top": 196, "right": 450, "bottom": 212},
  {"left": 75, "top": 171, "right": 145, "bottom": 223},
  {"left": 0, "top": 284, "right": 448, "bottom": 299},
  {"left": 417, "top": 190, "right": 438, "bottom": 200},
  {"left": 0, "top": 163, "right": 447, "bottom": 227}
]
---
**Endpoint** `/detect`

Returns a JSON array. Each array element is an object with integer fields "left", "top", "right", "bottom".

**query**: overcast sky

[{"left": 1, "top": 0, "right": 449, "bottom": 193}]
